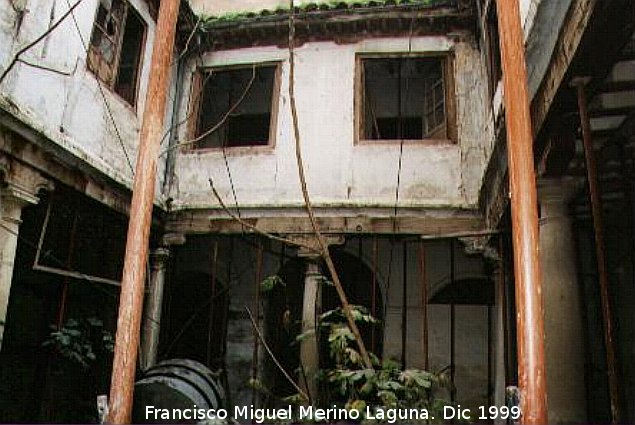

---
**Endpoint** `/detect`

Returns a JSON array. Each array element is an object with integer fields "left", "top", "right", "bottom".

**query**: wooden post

[
  {"left": 107, "top": 0, "right": 180, "bottom": 422},
  {"left": 574, "top": 80, "right": 620, "bottom": 423},
  {"left": 495, "top": 0, "right": 548, "bottom": 423}
]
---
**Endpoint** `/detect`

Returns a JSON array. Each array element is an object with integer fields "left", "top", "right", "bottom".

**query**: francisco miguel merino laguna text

[{"left": 145, "top": 404, "right": 434, "bottom": 423}]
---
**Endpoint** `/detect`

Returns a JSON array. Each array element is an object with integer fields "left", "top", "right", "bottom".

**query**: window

[
  {"left": 357, "top": 55, "right": 455, "bottom": 143},
  {"left": 88, "top": 0, "right": 146, "bottom": 106},
  {"left": 192, "top": 64, "right": 280, "bottom": 150},
  {"left": 481, "top": 0, "right": 502, "bottom": 98}
]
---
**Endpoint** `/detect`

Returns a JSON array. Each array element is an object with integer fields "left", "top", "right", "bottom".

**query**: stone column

[
  {"left": 140, "top": 247, "right": 170, "bottom": 370},
  {"left": 289, "top": 235, "right": 343, "bottom": 403},
  {"left": 0, "top": 184, "right": 38, "bottom": 350},
  {"left": 538, "top": 178, "right": 586, "bottom": 423},
  {"left": 298, "top": 255, "right": 321, "bottom": 403}
]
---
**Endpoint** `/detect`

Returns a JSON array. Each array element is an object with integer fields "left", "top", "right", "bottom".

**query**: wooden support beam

[
  {"left": 599, "top": 80, "right": 635, "bottom": 94},
  {"left": 574, "top": 80, "right": 621, "bottom": 423},
  {"left": 589, "top": 106, "right": 633, "bottom": 118},
  {"left": 495, "top": 0, "right": 548, "bottom": 423},
  {"left": 167, "top": 210, "right": 487, "bottom": 236},
  {"left": 107, "top": 0, "right": 180, "bottom": 422}
]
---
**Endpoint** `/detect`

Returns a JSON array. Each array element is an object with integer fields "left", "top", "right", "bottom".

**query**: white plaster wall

[
  {"left": 171, "top": 36, "right": 491, "bottom": 210},
  {"left": 0, "top": 0, "right": 169, "bottom": 197},
  {"left": 520, "top": 0, "right": 542, "bottom": 40},
  {"left": 188, "top": 0, "right": 286, "bottom": 16}
]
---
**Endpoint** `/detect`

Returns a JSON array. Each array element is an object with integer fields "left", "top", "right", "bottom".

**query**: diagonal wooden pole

[
  {"left": 107, "top": 0, "right": 181, "bottom": 422},
  {"left": 495, "top": 0, "right": 548, "bottom": 423}
]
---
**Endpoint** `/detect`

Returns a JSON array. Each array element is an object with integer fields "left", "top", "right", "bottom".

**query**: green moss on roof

[{"left": 198, "top": 0, "right": 452, "bottom": 26}]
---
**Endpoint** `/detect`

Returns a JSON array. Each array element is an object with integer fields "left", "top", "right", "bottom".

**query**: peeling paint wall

[
  {"left": 171, "top": 36, "right": 493, "bottom": 211},
  {"left": 188, "top": 0, "right": 287, "bottom": 16},
  {"left": 0, "top": 0, "right": 170, "bottom": 199}
]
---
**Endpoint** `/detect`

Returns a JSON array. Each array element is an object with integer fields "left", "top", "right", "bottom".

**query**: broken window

[
  {"left": 88, "top": 0, "right": 146, "bottom": 106},
  {"left": 193, "top": 64, "right": 279, "bottom": 149},
  {"left": 358, "top": 56, "right": 454, "bottom": 142},
  {"left": 484, "top": 1, "right": 502, "bottom": 97}
]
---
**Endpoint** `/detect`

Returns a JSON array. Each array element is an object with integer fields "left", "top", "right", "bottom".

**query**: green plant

[
  {"left": 40, "top": 317, "right": 115, "bottom": 422},
  {"left": 285, "top": 305, "right": 452, "bottom": 424},
  {"left": 43, "top": 317, "right": 114, "bottom": 369},
  {"left": 261, "top": 275, "right": 286, "bottom": 293}
]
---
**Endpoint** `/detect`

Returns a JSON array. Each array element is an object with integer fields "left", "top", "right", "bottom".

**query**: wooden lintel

[{"left": 166, "top": 211, "right": 486, "bottom": 236}]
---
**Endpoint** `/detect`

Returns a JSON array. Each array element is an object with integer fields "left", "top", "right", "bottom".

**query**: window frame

[
  {"left": 187, "top": 61, "right": 282, "bottom": 153},
  {"left": 354, "top": 52, "right": 457, "bottom": 146},
  {"left": 479, "top": 0, "right": 502, "bottom": 101},
  {"left": 87, "top": 0, "right": 147, "bottom": 109}
]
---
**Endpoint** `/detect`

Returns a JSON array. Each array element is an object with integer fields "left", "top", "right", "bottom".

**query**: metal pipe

[
  {"left": 251, "top": 238, "right": 263, "bottom": 406},
  {"left": 56, "top": 212, "right": 78, "bottom": 329},
  {"left": 207, "top": 241, "right": 219, "bottom": 366},
  {"left": 449, "top": 240, "right": 456, "bottom": 403},
  {"left": 107, "top": 0, "right": 181, "bottom": 421},
  {"left": 401, "top": 240, "right": 407, "bottom": 368},
  {"left": 418, "top": 241, "right": 429, "bottom": 370},
  {"left": 371, "top": 237, "right": 378, "bottom": 352},
  {"left": 487, "top": 305, "right": 493, "bottom": 407},
  {"left": 495, "top": 0, "right": 548, "bottom": 422},
  {"left": 575, "top": 81, "right": 620, "bottom": 423}
]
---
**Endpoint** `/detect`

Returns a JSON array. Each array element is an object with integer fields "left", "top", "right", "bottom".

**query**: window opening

[
  {"left": 88, "top": 0, "right": 146, "bottom": 106},
  {"left": 194, "top": 64, "right": 278, "bottom": 149},
  {"left": 485, "top": 3, "right": 502, "bottom": 97},
  {"left": 360, "top": 57, "right": 448, "bottom": 141}
]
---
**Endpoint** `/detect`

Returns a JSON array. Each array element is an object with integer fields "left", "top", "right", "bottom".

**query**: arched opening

[
  {"left": 160, "top": 270, "right": 228, "bottom": 370},
  {"left": 262, "top": 248, "right": 383, "bottom": 404}
]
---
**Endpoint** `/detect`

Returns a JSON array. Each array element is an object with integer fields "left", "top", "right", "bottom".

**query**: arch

[
  {"left": 428, "top": 270, "right": 494, "bottom": 304},
  {"left": 429, "top": 276, "right": 494, "bottom": 305},
  {"left": 161, "top": 269, "right": 228, "bottom": 370},
  {"left": 262, "top": 249, "right": 384, "bottom": 401}
]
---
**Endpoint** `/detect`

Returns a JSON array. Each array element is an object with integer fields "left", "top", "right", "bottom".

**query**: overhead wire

[{"left": 382, "top": 14, "right": 416, "bottom": 344}]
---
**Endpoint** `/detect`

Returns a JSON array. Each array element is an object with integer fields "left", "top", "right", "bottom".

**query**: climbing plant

[
  {"left": 41, "top": 317, "right": 115, "bottom": 422},
  {"left": 258, "top": 276, "right": 452, "bottom": 424},
  {"left": 303, "top": 305, "right": 451, "bottom": 424},
  {"left": 44, "top": 317, "right": 114, "bottom": 369}
]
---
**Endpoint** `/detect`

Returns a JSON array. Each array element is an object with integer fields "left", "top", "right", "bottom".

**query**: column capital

[
  {"left": 288, "top": 234, "right": 345, "bottom": 258},
  {"left": 1, "top": 182, "right": 42, "bottom": 226},
  {"left": 1, "top": 182, "right": 39, "bottom": 207},
  {"left": 537, "top": 177, "right": 583, "bottom": 206},
  {"left": 0, "top": 156, "right": 54, "bottom": 207},
  {"left": 149, "top": 247, "right": 170, "bottom": 271}
]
